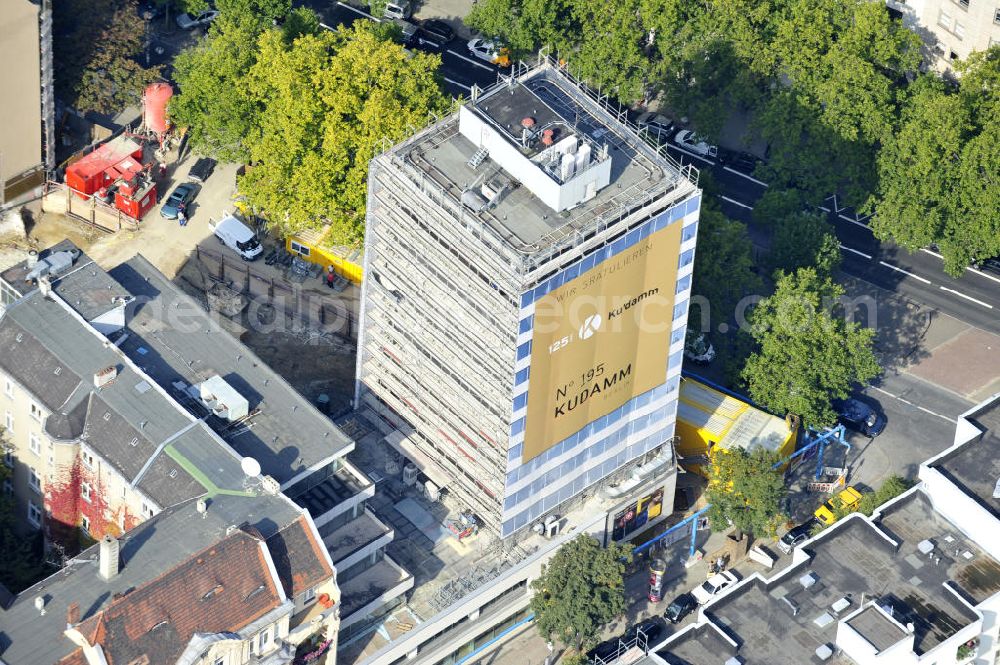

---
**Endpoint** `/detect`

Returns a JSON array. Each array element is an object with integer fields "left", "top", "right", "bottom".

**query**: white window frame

[
  {"left": 290, "top": 241, "right": 311, "bottom": 256},
  {"left": 4, "top": 411, "right": 12, "bottom": 434},
  {"left": 29, "top": 467, "right": 42, "bottom": 493},
  {"left": 3, "top": 379, "right": 12, "bottom": 398},
  {"left": 81, "top": 515, "right": 90, "bottom": 535},
  {"left": 953, "top": 20, "right": 966, "bottom": 38},
  {"left": 82, "top": 451, "right": 95, "bottom": 469},
  {"left": 253, "top": 627, "right": 272, "bottom": 654},
  {"left": 938, "top": 7, "right": 954, "bottom": 28},
  {"left": 29, "top": 432, "right": 41, "bottom": 456},
  {"left": 27, "top": 500, "right": 42, "bottom": 527},
  {"left": 81, "top": 482, "right": 92, "bottom": 503},
  {"left": 30, "top": 401, "right": 43, "bottom": 422}
]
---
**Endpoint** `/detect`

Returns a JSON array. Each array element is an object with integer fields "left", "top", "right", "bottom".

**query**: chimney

[
  {"left": 99, "top": 535, "right": 120, "bottom": 580},
  {"left": 94, "top": 366, "right": 117, "bottom": 389},
  {"left": 67, "top": 602, "right": 80, "bottom": 626}
]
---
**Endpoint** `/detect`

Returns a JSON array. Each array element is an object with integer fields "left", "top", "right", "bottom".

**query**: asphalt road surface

[{"left": 297, "top": 0, "right": 503, "bottom": 97}]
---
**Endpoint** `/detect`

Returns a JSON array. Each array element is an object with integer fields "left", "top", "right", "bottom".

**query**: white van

[
  {"left": 210, "top": 213, "right": 263, "bottom": 261},
  {"left": 381, "top": 0, "right": 411, "bottom": 19}
]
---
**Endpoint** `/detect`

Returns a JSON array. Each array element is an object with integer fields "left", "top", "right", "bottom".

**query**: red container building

[{"left": 65, "top": 136, "right": 144, "bottom": 198}]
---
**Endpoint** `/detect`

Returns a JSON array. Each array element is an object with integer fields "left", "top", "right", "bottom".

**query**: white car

[
  {"left": 691, "top": 571, "right": 739, "bottom": 605},
  {"left": 176, "top": 9, "right": 219, "bottom": 29},
  {"left": 673, "top": 130, "right": 718, "bottom": 158},
  {"left": 467, "top": 38, "right": 509, "bottom": 66},
  {"left": 381, "top": 0, "right": 412, "bottom": 19}
]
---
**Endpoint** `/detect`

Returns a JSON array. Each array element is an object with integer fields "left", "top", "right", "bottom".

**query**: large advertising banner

[{"left": 523, "top": 222, "right": 682, "bottom": 461}]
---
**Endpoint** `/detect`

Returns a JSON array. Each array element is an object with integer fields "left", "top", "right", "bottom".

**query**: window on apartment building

[
  {"left": 303, "top": 587, "right": 317, "bottom": 604},
  {"left": 29, "top": 468, "right": 41, "bottom": 493},
  {"left": 938, "top": 8, "right": 954, "bottom": 28},
  {"left": 30, "top": 402, "right": 43, "bottom": 422},
  {"left": 27, "top": 500, "right": 42, "bottom": 527},
  {"left": 995, "top": 7, "right": 1000, "bottom": 23},
  {"left": 213, "top": 658, "right": 225, "bottom": 665},
  {"left": 954, "top": 0, "right": 969, "bottom": 7},
  {"left": 82, "top": 451, "right": 95, "bottom": 469},
  {"left": 81, "top": 482, "right": 92, "bottom": 503},
  {"left": 254, "top": 628, "right": 272, "bottom": 654},
  {"left": 4, "top": 411, "right": 12, "bottom": 434},
  {"left": 954, "top": 20, "right": 966, "bottom": 38},
  {"left": 29, "top": 432, "right": 41, "bottom": 455},
  {"left": 3, "top": 449, "right": 12, "bottom": 467},
  {"left": 3, "top": 379, "right": 12, "bottom": 398},
  {"left": 81, "top": 516, "right": 90, "bottom": 535}
]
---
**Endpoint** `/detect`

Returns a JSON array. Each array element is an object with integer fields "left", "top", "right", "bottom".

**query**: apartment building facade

[{"left": 888, "top": 0, "right": 1000, "bottom": 71}]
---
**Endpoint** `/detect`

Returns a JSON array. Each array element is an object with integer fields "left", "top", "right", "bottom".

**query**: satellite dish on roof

[{"left": 241, "top": 457, "right": 261, "bottom": 478}]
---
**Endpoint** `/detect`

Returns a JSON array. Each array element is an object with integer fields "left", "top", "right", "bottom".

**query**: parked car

[
  {"left": 814, "top": 486, "right": 864, "bottom": 526},
  {"left": 684, "top": 330, "right": 715, "bottom": 365},
  {"left": 380, "top": 0, "right": 412, "bottom": 19},
  {"left": 467, "top": 37, "right": 511, "bottom": 66},
  {"left": 160, "top": 183, "right": 197, "bottom": 219},
  {"left": 974, "top": 256, "right": 1000, "bottom": 274},
  {"left": 176, "top": 9, "right": 219, "bottom": 29},
  {"left": 721, "top": 150, "right": 763, "bottom": 174},
  {"left": 210, "top": 213, "right": 264, "bottom": 261},
  {"left": 389, "top": 18, "right": 418, "bottom": 46},
  {"left": 585, "top": 639, "right": 620, "bottom": 663},
  {"left": 416, "top": 19, "right": 455, "bottom": 48},
  {"left": 691, "top": 571, "right": 739, "bottom": 605},
  {"left": 622, "top": 619, "right": 663, "bottom": 646},
  {"left": 635, "top": 112, "right": 675, "bottom": 144},
  {"left": 778, "top": 519, "right": 818, "bottom": 554},
  {"left": 187, "top": 157, "right": 217, "bottom": 183},
  {"left": 834, "top": 398, "right": 886, "bottom": 437},
  {"left": 664, "top": 593, "right": 697, "bottom": 624},
  {"left": 673, "top": 130, "right": 718, "bottom": 158}
]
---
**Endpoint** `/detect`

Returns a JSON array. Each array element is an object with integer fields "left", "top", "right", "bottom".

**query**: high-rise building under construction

[{"left": 356, "top": 60, "right": 702, "bottom": 538}]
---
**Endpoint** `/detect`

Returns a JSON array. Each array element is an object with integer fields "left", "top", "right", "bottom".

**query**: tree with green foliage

[
  {"left": 53, "top": 0, "right": 162, "bottom": 114},
  {"left": 767, "top": 211, "right": 841, "bottom": 277},
  {"left": 691, "top": 208, "right": 762, "bottom": 332},
  {"left": 237, "top": 23, "right": 452, "bottom": 242},
  {"left": 706, "top": 447, "right": 787, "bottom": 537},
  {"left": 857, "top": 475, "right": 912, "bottom": 516},
  {"left": 742, "top": 268, "right": 880, "bottom": 428},
  {"left": 530, "top": 535, "right": 631, "bottom": 654},
  {"left": 868, "top": 47, "right": 1000, "bottom": 276},
  {"left": 169, "top": 0, "right": 317, "bottom": 162}
]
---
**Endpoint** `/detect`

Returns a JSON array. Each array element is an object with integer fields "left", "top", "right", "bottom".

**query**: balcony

[
  {"left": 292, "top": 460, "right": 374, "bottom": 527},
  {"left": 321, "top": 508, "right": 394, "bottom": 569},
  {"left": 339, "top": 555, "right": 413, "bottom": 627}
]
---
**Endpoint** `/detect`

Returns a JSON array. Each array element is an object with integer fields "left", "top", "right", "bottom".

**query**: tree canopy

[
  {"left": 53, "top": 0, "right": 161, "bottom": 114},
  {"left": 171, "top": 17, "right": 452, "bottom": 242},
  {"left": 741, "top": 268, "right": 881, "bottom": 427},
  {"left": 706, "top": 447, "right": 787, "bottom": 537},
  {"left": 868, "top": 47, "right": 1000, "bottom": 276},
  {"left": 529, "top": 535, "right": 631, "bottom": 652}
]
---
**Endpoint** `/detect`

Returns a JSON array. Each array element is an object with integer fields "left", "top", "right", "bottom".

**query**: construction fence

[
  {"left": 194, "top": 245, "right": 359, "bottom": 341},
  {"left": 40, "top": 180, "right": 140, "bottom": 234}
]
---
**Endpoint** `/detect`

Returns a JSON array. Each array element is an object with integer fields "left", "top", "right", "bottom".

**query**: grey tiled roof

[
  {"left": 0, "top": 317, "right": 82, "bottom": 411},
  {"left": 110, "top": 255, "right": 354, "bottom": 485}
]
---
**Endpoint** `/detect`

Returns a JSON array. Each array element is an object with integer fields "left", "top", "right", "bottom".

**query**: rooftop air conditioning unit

[{"left": 402, "top": 464, "right": 419, "bottom": 486}]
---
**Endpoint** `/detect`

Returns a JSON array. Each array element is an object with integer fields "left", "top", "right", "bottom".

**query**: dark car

[
  {"left": 586, "top": 639, "right": 621, "bottom": 663},
  {"left": 721, "top": 150, "right": 764, "bottom": 174},
  {"left": 664, "top": 593, "right": 697, "bottom": 624},
  {"left": 975, "top": 256, "right": 1000, "bottom": 274},
  {"left": 622, "top": 619, "right": 663, "bottom": 647},
  {"left": 187, "top": 157, "right": 217, "bottom": 183},
  {"left": 416, "top": 19, "right": 455, "bottom": 48},
  {"left": 778, "top": 519, "right": 818, "bottom": 554},
  {"left": 160, "top": 182, "right": 197, "bottom": 219},
  {"left": 834, "top": 398, "right": 886, "bottom": 437}
]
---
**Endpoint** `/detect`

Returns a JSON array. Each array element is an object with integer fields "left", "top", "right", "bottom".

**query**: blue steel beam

[
  {"left": 633, "top": 505, "right": 711, "bottom": 559},
  {"left": 772, "top": 425, "right": 850, "bottom": 479}
]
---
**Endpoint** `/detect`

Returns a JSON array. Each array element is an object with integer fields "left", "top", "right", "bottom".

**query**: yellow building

[
  {"left": 675, "top": 377, "right": 798, "bottom": 476},
  {"left": 287, "top": 226, "right": 364, "bottom": 284}
]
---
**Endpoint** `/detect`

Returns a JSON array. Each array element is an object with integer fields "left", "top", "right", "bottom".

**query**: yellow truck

[{"left": 814, "top": 486, "right": 863, "bottom": 526}]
